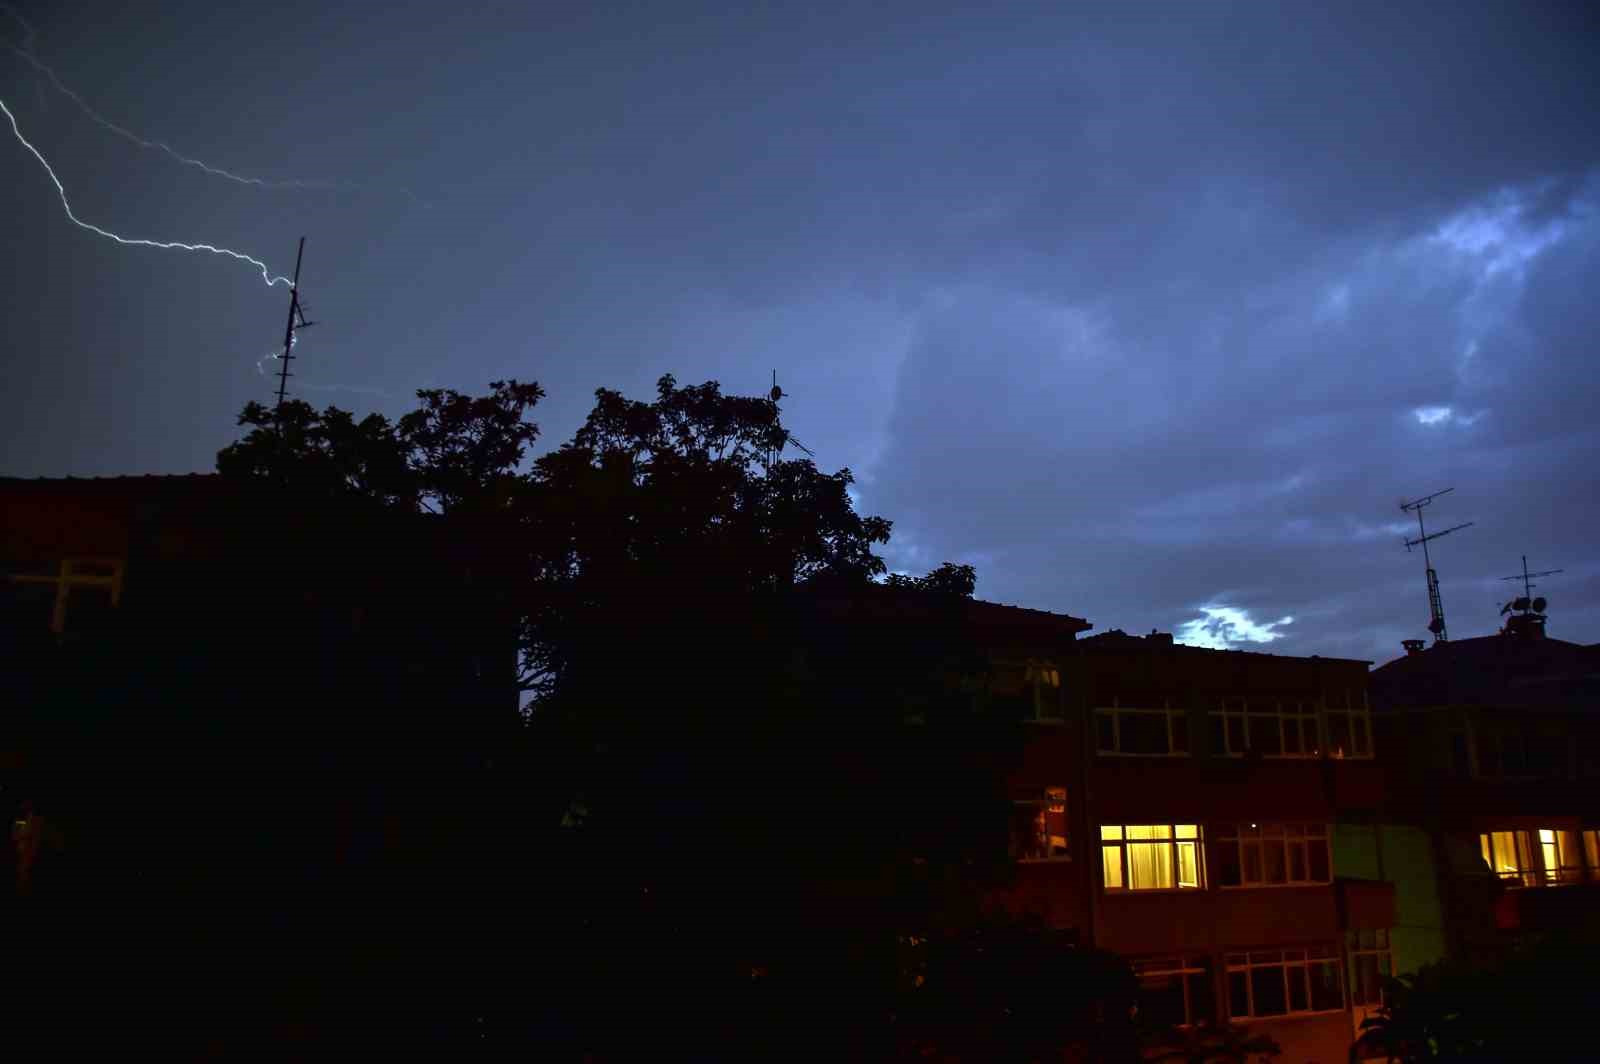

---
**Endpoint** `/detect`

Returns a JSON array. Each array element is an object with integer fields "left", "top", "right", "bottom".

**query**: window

[
  {"left": 1347, "top": 929, "right": 1393, "bottom": 1008},
  {"left": 1095, "top": 699, "right": 1189, "bottom": 756},
  {"left": 1010, "top": 786, "right": 1070, "bottom": 862},
  {"left": 1477, "top": 726, "right": 1529, "bottom": 778},
  {"left": 1133, "top": 955, "right": 1214, "bottom": 1028},
  {"left": 1446, "top": 712, "right": 1473, "bottom": 778},
  {"left": 1324, "top": 691, "right": 1372, "bottom": 759},
  {"left": 992, "top": 660, "right": 1064, "bottom": 722},
  {"left": 1225, "top": 947, "right": 1343, "bottom": 1019},
  {"left": 4, "top": 557, "right": 124, "bottom": 636},
  {"left": 1214, "top": 823, "right": 1331, "bottom": 887},
  {"left": 1207, "top": 698, "right": 1321, "bottom": 758},
  {"left": 1101, "top": 824, "right": 1203, "bottom": 891},
  {"left": 1480, "top": 828, "right": 1600, "bottom": 887}
]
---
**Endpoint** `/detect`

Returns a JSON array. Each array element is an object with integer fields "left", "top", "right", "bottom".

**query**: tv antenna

[
  {"left": 1499, "top": 554, "right": 1561, "bottom": 616},
  {"left": 762, "top": 370, "right": 813, "bottom": 477},
  {"left": 1400, "top": 487, "right": 1473, "bottom": 644},
  {"left": 273, "top": 236, "right": 318, "bottom": 419}
]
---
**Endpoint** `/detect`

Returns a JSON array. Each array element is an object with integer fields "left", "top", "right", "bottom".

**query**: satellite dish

[
  {"left": 1532, "top": 597, "right": 1547, "bottom": 613},
  {"left": 769, "top": 385, "right": 783, "bottom": 403},
  {"left": 1513, "top": 597, "right": 1531, "bottom": 612}
]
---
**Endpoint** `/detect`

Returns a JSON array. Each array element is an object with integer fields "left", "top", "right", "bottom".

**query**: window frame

[
  {"left": 1323, "top": 690, "right": 1374, "bottom": 760},
  {"left": 1480, "top": 827, "right": 1600, "bottom": 887},
  {"left": 1132, "top": 954, "right": 1214, "bottom": 1029},
  {"left": 1010, "top": 785, "right": 1071, "bottom": 863},
  {"left": 1101, "top": 823, "right": 1205, "bottom": 892},
  {"left": 1208, "top": 697, "right": 1323, "bottom": 759},
  {"left": 1224, "top": 946, "right": 1344, "bottom": 1021},
  {"left": 5, "top": 556, "right": 125, "bottom": 635},
  {"left": 1095, "top": 698, "right": 1190, "bottom": 757},
  {"left": 1214, "top": 822, "right": 1332, "bottom": 889},
  {"left": 992, "top": 659, "right": 1065, "bottom": 723},
  {"left": 1346, "top": 929, "right": 1393, "bottom": 1009}
]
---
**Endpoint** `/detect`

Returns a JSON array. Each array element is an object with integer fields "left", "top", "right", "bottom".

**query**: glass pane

[
  {"left": 1139, "top": 974, "right": 1188, "bottom": 1029},
  {"left": 1103, "top": 845, "right": 1124, "bottom": 889},
  {"left": 1175, "top": 824, "right": 1198, "bottom": 839},
  {"left": 1121, "top": 713, "right": 1171, "bottom": 755},
  {"left": 1228, "top": 971, "right": 1250, "bottom": 1019},
  {"left": 1101, "top": 825, "right": 1124, "bottom": 841},
  {"left": 1283, "top": 718, "right": 1304, "bottom": 755},
  {"left": 1217, "top": 840, "right": 1242, "bottom": 886},
  {"left": 1585, "top": 831, "right": 1600, "bottom": 876},
  {"left": 1288, "top": 964, "right": 1309, "bottom": 1012},
  {"left": 1188, "top": 966, "right": 1215, "bottom": 1025},
  {"left": 1128, "top": 842, "right": 1175, "bottom": 889},
  {"left": 1251, "top": 715, "right": 1283, "bottom": 756},
  {"left": 1328, "top": 712, "right": 1352, "bottom": 757},
  {"left": 1288, "top": 841, "right": 1307, "bottom": 882},
  {"left": 1354, "top": 715, "right": 1372, "bottom": 756},
  {"left": 1227, "top": 715, "right": 1245, "bottom": 753},
  {"left": 1310, "top": 960, "right": 1343, "bottom": 1011},
  {"left": 1128, "top": 825, "right": 1172, "bottom": 840},
  {"left": 1243, "top": 842, "right": 1263, "bottom": 884},
  {"left": 1308, "top": 839, "right": 1330, "bottom": 882},
  {"left": 1096, "top": 712, "right": 1116, "bottom": 752},
  {"left": 1250, "top": 965, "right": 1288, "bottom": 1016},
  {"left": 1171, "top": 713, "right": 1190, "bottom": 754},
  {"left": 1177, "top": 841, "right": 1201, "bottom": 888},
  {"left": 1208, "top": 714, "right": 1227, "bottom": 756},
  {"left": 1263, "top": 840, "right": 1287, "bottom": 884}
]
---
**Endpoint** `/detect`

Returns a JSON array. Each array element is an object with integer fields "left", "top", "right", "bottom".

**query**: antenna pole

[
  {"left": 1401, "top": 488, "right": 1473, "bottom": 644},
  {"left": 275, "top": 237, "right": 307, "bottom": 418}
]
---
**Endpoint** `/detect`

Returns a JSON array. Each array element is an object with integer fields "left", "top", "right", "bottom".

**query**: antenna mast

[
  {"left": 1400, "top": 487, "right": 1473, "bottom": 644},
  {"left": 273, "top": 236, "right": 317, "bottom": 421}
]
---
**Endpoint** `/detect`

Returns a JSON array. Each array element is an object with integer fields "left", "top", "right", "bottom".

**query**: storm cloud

[{"left": 3, "top": 1, "right": 1596, "bottom": 664}]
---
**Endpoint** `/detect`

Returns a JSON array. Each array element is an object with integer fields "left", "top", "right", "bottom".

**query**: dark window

[{"left": 1122, "top": 713, "right": 1169, "bottom": 754}]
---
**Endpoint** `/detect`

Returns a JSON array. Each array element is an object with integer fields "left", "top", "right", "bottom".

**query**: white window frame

[
  {"left": 1010, "top": 785, "right": 1071, "bottom": 863},
  {"left": 1132, "top": 954, "right": 1213, "bottom": 1028},
  {"left": 1323, "top": 690, "right": 1374, "bottom": 759},
  {"left": 6, "top": 557, "right": 125, "bottom": 634},
  {"left": 1100, "top": 823, "right": 1204, "bottom": 892},
  {"left": 1346, "top": 929, "right": 1392, "bottom": 1009},
  {"left": 1214, "top": 822, "right": 1332, "bottom": 888},
  {"left": 1095, "top": 698, "right": 1190, "bottom": 757},
  {"left": 1224, "top": 947, "right": 1344, "bottom": 1020},
  {"left": 1208, "top": 697, "right": 1322, "bottom": 759},
  {"left": 992, "top": 659, "right": 1065, "bottom": 723}
]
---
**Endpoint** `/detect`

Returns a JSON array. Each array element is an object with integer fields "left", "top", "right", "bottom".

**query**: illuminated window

[
  {"left": 1010, "top": 786, "right": 1070, "bottom": 862},
  {"left": 991, "top": 660, "right": 1065, "bottom": 722},
  {"left": 1538, "top": 829, "right": 1585, "bottom": 884},
  {"left": 1347, "top": 929, "right": 1392, "bottom": 1008},
  {"left": 1479, "top": 830, "right": 1538, "bottom": 887},
  {"left": 1225, "top": 947, "right": 1343, "bottom": 1019},
  {"left": 1133, "top": 955, "right": 1214, "bottom": 1028},
  {"left": 4, "top": 557, "right": 124, "bottom": 636},
  {"left": 1323, "top": 691, "right": 1373, "bottom": 759},
  {"left": 1095, "top": 699, "right": 1190, "bottom": 756},
  {"left": 1215, "top": 823, "right": 1331, "bottom": 887},
  {"left": 1101, "top": 824, "right": 1203, "bottom": 891},
  {"left": 1584, "top": 830, "right": 1600, "bottom": 878},
  {"left": 1207, "top": 698, "right": 1322, "bottom": 758}
]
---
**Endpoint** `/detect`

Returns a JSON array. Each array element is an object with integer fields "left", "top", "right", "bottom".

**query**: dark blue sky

[{"left": 4, "top": 1, "right": 1598, "bottom": 664}]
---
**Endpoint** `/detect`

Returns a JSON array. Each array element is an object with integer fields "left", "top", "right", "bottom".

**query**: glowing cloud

[
  {"left": 1, "top": 96, "right": 291, "bottom": 287},
  {"left": 1175, "top": 606, "right": 1294, "bottom": 649}
]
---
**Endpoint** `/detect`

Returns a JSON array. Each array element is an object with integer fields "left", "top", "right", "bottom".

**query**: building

[
  {"left": 1368, "top": 605, "right": 1600, "bottom": 966},
  {"left": 1, "top": 473, "right": 521, "bottom": 913}
]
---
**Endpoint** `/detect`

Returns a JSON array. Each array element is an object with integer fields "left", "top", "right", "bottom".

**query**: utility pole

[{"left": 1401, "top": 488, "right": 1473, "bottom": 644}]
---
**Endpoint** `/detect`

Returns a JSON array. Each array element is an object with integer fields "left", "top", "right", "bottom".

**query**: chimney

[{"left": 1401, "top": 639, "right": 1426, "bottom": 656}]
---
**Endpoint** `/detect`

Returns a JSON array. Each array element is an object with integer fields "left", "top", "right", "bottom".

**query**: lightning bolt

[
  {"left": 5, "top": 43, "right": 345, "bottom": 192},
  {"left": 1, "top": 95, "right": 291, "bottom": 287}
]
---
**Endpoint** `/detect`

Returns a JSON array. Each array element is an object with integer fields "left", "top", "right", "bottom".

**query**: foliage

[
  {"left": 1352, "top": 926, "right": 1600, "bottom": 1062},
  {"left": 216, "top": 379, "right": 543, "bottom": 514},
  {"left": 885, "top": 561, "right": 977, "bottom": 597}
]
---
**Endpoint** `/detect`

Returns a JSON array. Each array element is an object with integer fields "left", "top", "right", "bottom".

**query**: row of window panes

[
  {"left": 1479, "top": 829, "right": 1600, "bottom": 887},
  {"left": 1101, "top": 824, "right": 1204, "bottom": 890},
  {"left": 1135, "top": 947, "right": 1348, "bottom": 1025},
  {"left": 1225, "top": 947, "right": 1344, "bottom": 1019},
  {"left": 1094, "top": 701, "right": 1373, "bottom": 759},
  {"left": 1214, "top": 823, "right": 1331, "bottom": 887}
]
